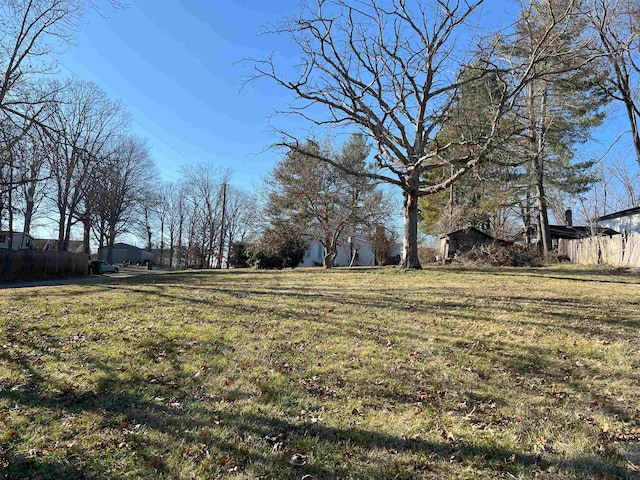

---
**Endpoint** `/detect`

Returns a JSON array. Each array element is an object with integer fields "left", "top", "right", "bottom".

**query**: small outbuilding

[
  {"left": 439, "top": 227, "right": 512, "bottom": 260},
  {"left": 99, "top": 242, "right": 155, "bottom": 265}
]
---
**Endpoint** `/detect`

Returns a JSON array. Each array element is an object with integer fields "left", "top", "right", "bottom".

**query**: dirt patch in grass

[{"left": 0, "top": 266, "right": 639, "bottom": 479}]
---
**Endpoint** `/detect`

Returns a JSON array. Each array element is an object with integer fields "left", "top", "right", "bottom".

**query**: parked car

[{"left": 89, "top": 260, "right": 119, "bottom": 274}]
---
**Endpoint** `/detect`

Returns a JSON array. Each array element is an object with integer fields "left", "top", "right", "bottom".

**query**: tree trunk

[
  {"left": 401, "top": 183, "right": 422, "bottom": 270},
  {"left": 622, "top": 91, "right": 640, "bottom": 169},
  {"left": 58, "top": 207, "right": 66, "bottom": 251},
  {"left": 23, "top": 190, "right": 35, "bottom": 235},
  {"left": 533, "top": 162, "right": 552, "bottom": 254},
  {"left": 107, "top": 225, "right": 117, "bottom": 264},
  {"left": 322, "top": 248, "right": 336, "bottom": 268},
  {"left": 177, "top": 216, "right": 184, "bottom": 269},
  {"left": 7, "top": 161, "right": 13, "bottom": 250},
  {"left": 82, "top": 216, "right": 91, "bottom": 255},
  {"left": 169, "top": 229, "right": 175, "bottom": 269},
  {"left": 159, "top": 218, "right": 165, "bottom": 268}
]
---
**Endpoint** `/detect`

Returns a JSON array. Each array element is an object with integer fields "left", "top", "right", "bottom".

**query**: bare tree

[
  {"left": 0, "top": 0, "right": 125, "bottom": 152},
  {"left": 165, "top": 182, "right": 188, "bottom": 269},
  {"left": 46, "top": 79, "right": 129, "bottom": 251},
  {"left": 137, "top": 189, "right": 160, "bottom": 252},
  {"left": 181, "top": 164, "right": 229, "bottom": 268},
  {"left": 254, "top": 0, "right": 596, "bottom": 268},
  {"left": 224, "top": 185, "right": 260, "bottom": 264},
  {"left": 92, "top": 136, "right": 157, "bottom": 262},
  {"left": 154, "top": 182, "right": 173, "bottom": 267},
  {"left": 586, "top": 0, "right": 640, "bottom": 168}
]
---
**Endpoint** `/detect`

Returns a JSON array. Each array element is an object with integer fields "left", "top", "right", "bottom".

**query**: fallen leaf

[{"left": 290, "top": 453, "right": 307, "bottom": 467}]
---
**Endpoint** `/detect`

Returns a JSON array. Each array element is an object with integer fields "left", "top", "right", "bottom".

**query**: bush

[
  {"left": 228, "top": 242, "right": 250, "bottom": 268},
  {"left": 247, "top": 228, "right": 306, "bottom": 270},
  {"left": 280, "top": 238, "right": 306, "bottom": 268},
  {"left": 418, "top": 245, "right": 439, "bottom": 265}
]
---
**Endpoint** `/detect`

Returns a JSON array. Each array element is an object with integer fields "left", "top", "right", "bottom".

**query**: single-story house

[
  {"left": 99, "top": 242, "right": 155, "bottom": 265},
  {"left": 594, "top": 206, "right": 640, "bottom": 235},
  {"left": 0, "top": 231, "right": 33, "bottom": 250},
  {"left": 440, "top": 227, "right": 512, "bottom": 259},
  {"left": 31, "top": 238, "right": 85, "bottom": 253},
  {"left": 300, "top": 233, "right": 401, "bottom": 267}
]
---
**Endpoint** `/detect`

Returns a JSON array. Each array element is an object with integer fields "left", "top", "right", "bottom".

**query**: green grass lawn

[{"left": 0, "top": 266, "right": 639, "bottom": 479}]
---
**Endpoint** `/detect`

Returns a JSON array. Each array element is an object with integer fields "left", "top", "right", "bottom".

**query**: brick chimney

[{"left": 565, "top": 209, "right": 573, "bottom": 227}]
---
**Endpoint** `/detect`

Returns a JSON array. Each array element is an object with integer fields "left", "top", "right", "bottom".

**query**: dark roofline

[
  {"left": 441, "top": 227, "right": 498, "bottom": 240},
  {"left": 548, "top": 225, "right": 619, "bottom": 239},
  {"left": 595, "top": 206, "right": 640, "bottom": 222},
  {"left": 111, "top": 242, "right": 144, "bottom": 249},
  {"left": 1, "top": 231, "right": 33, "bottom": 236}
]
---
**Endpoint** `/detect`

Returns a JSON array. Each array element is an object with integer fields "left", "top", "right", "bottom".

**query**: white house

[
  {"left": 0, "top": 231, "right": 33, "bottom": 250},
  {"left": 595, "top": 207, "right": 640, "bottom": 235},
  {"left": 300, "top": 233, "right": 401, "bottom": 267}
]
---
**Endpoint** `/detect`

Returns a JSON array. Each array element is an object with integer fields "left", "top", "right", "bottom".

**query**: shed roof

[
  {"left": 441, "top": 227, "right": 513, "bottom": 244},
  {"left": 440, "top": 227, "right": 496, "bottom": 240}
]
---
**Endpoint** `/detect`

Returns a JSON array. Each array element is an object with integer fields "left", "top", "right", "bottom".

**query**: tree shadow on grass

[
  {"left": 438, "top": 265, "right": 640, "bottom": 285},
  {"left": 2, "top": 375, "right": 635, "bottom": 479},
  {"left": 2, "top": 270, "right": 639, "bottom": 478},
  {"left": 1, "top": 320, "right": 637, "bottom": 479},
  {"left": 1, "top": 459, "right": 98, "bottom": 480}
]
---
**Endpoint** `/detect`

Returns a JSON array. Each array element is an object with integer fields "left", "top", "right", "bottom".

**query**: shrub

[
  {"left": 247, "top": 227, "right": 306, "bottom": 270},
  {"left": 228, "top": 242, "right": 250, "bottom": 268}
]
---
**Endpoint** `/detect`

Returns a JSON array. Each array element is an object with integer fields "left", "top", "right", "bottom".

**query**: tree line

[{"left": 0, "top": 0, "right": 259, "bottom": 269}]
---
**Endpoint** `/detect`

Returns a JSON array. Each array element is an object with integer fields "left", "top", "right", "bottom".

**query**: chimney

[{"left": 565, "top": 209, "right": 573, "bottom": 227}]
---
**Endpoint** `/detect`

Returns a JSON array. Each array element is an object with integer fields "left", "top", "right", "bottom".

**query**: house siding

[
  {"left": 0, "top": 232, "right": 33, "bottom": 251},
  {"left": 596, "top": 212, "right": 640, "bottom": 235},
  {"left": 300, "top": 235, "right": 400, "bottom": 267}
]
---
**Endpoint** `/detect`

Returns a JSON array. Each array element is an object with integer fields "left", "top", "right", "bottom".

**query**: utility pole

[{"left": 217, "top": 182, "right": 227, "bottom": 269}]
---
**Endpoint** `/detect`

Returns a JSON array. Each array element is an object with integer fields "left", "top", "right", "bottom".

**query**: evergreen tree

[{"left": 508, "top": 0, "right": 607, "bottom": 251}]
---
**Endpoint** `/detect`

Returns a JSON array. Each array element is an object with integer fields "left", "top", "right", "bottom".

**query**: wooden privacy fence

[
  {"left": 0, "top": 250, "right": 89, "bottom": 282},
  {"left": 558, "top": 233, "right": 640, "bottom": 267}
]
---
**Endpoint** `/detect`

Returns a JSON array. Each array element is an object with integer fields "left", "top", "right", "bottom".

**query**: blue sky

[
  {"left": 58, "top": 0, "right": 523, "bottom": 189},
  {"left": 57, "top": 0, "right": 637, "bottom": 219},
  {"left": 60, "top": 0, "right": 302, "bottom": 190}
]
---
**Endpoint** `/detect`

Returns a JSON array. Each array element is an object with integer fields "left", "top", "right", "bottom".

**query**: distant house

[
  {"left": 100, "top": 242, "right": 155, "bottom": 264},
  {"left": 0, "top": 231, "right": 33, "bottom": 250},
  {"left": 440, "top": 227, "right": 512, "bottom": 259},
  {"left": 31, "top": 238, "right": 85, "bottom": 253},
  {"left": 594, "top": 206, "right": 640, "bottom": 235},
  {"left": 300, "top": 233, "right": 401, "bottom": 267}
]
